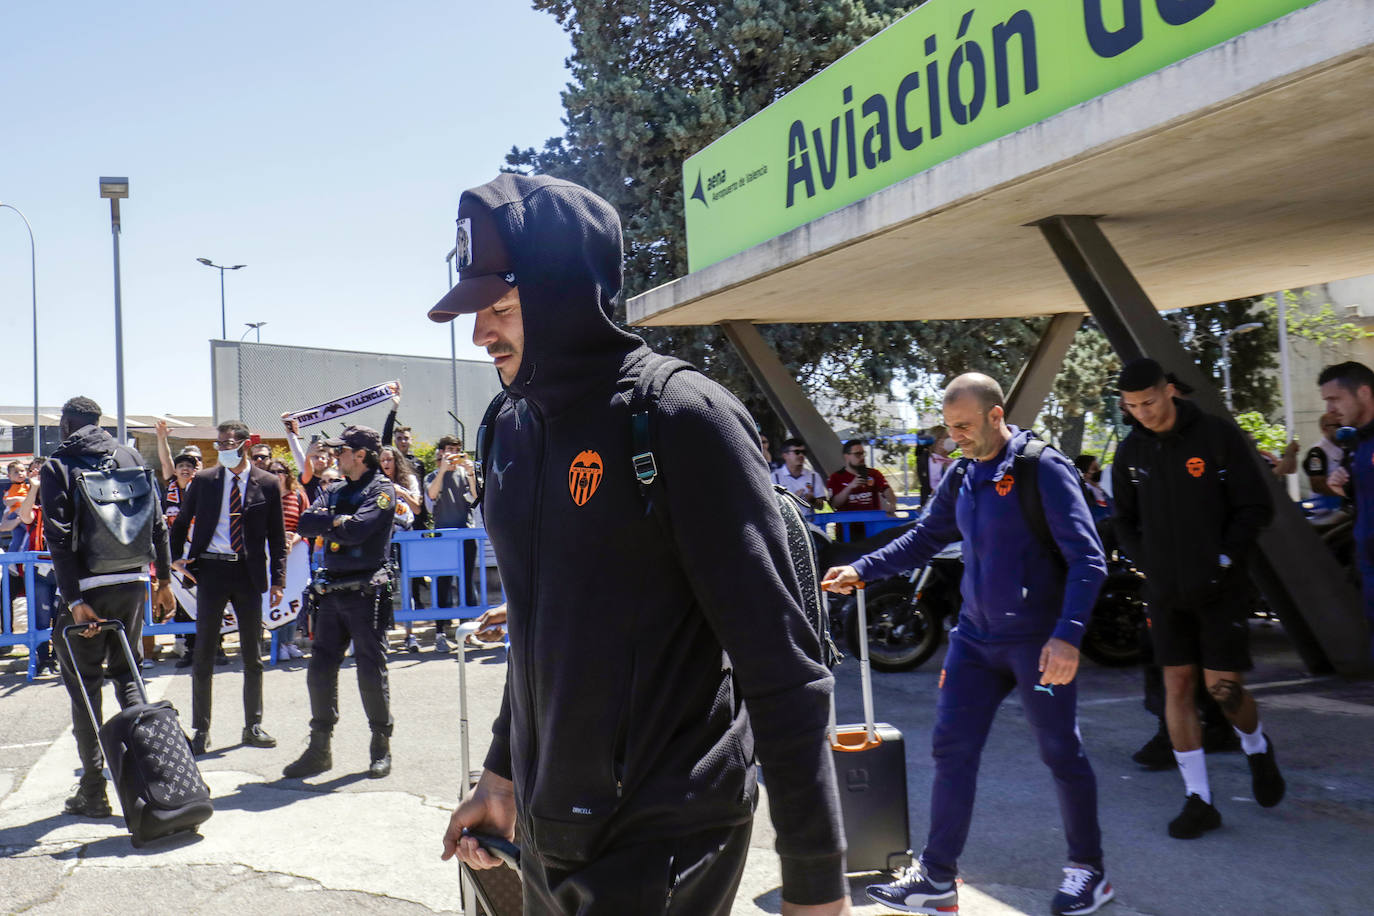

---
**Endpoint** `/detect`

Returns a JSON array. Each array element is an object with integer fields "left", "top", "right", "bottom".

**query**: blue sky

[{"left": 0, "top": 1, "right": 572, "bottom": 416}]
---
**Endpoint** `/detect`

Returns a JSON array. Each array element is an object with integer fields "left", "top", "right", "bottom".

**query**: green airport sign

[{"left": 683, "top": 0, "right": 1318, "bottom": 270}]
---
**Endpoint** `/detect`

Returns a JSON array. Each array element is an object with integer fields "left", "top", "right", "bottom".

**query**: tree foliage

[
  {"left": 1166, "top": 297, "right": 1278, "bottom": 416},
  {"left": 503, "top": 0, "right": 1041, "bottom": 437}
]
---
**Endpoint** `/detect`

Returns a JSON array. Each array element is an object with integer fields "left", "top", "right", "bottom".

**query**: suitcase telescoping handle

[
  {"left": 60, "top": 620, "right": 152, "bottom": 733},
  {"left": 821, "top": 580, "right": 878, "bottom": 747}
]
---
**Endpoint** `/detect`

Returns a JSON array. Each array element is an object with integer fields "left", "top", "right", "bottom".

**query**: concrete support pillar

[
  {"left": 1005, "top": 313, "right": 1084, "bottom": 429},
  {"left": 720, "top": 320, "right": 844, "bottom": 477},
  {"left": 1037, "top": 215, "right": 1368, "bottom": 676}
]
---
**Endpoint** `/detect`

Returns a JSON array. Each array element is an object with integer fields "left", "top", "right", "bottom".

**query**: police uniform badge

[{"left": 377, "top": 491, "right": 393, "bottom": 511}]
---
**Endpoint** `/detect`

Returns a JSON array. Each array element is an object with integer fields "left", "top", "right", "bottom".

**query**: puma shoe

[
  {"left": 866, "top": 862, "right": 958, "bottom": 913},
  {"left": 1051, "top": 865, "right": 1114, "bottom": 915}
]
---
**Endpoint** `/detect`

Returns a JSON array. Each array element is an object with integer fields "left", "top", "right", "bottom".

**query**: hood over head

[
  {"left": 52, "top": 424, "right": 119, "bottom": 459},
  {"left": 430, "top": 174, "right": 642, "bottom": 413}
]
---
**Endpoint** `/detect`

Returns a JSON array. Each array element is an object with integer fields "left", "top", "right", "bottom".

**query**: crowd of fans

[{"left": 2, "top": 384, "right": 504, "bottom": 675}]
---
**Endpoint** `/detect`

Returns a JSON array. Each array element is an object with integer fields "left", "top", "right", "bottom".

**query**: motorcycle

[{"left": 829, "top": 543, "right": 1149, "bottom": 672}]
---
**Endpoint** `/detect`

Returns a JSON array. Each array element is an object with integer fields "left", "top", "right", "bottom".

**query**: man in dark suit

[{"left": 170, "top": 419, "right": 287, "bottom": 755}]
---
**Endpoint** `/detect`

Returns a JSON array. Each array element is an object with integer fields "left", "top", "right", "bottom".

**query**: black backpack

[
  {"left": 946, "top": 437, "right": 1087, "bottom": 569},
  {"left": 476, "top": 354, "right": 842, "bottom": 668},
  {"left": 73, "top": 454, "right": 159, "bottom": 574}
]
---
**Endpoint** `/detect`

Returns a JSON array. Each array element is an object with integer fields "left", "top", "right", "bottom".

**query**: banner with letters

[
  {"left": 286, "top": 381, "right": 398, "bottom": 429},
  {"left": 171, "top": 541, "right": 312, "bottom": 632}
]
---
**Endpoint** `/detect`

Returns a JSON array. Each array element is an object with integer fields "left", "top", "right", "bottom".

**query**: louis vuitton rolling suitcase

[
  {"left": 826, "top": 582, "right": 912, "bottom": 873},
  {"left": 454, "top": 619, "right": 523, "bottom": 915},
  {"left": 62, "top": 620, "right": 214, "bottom": 847}
]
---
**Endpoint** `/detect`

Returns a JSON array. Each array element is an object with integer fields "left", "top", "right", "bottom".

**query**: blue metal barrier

[
  {"left": 392, "top": 528, "right": 501, "bottom": 623},
  {"left": 1, "top": 551, "right": 43, "bottom": 680},
  {"left": 822, "top": 509, "right": 919, "bottom": 542},
  {"left": 4, "top": 530, "right": 500, "bottom": 681}
]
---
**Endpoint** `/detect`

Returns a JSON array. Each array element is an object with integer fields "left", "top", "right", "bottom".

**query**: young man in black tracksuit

[
  {"left": 1112, "top": 359, "right": 1284, "bottom": 839},
  {"left": 433, "top": 174, "right": 847, "bottom": 915}
]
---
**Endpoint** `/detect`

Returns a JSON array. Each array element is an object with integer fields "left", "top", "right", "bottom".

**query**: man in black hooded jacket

[
  {"left": 434, "top": 175, "right": 847, "bottom": 914},
  {"left": 1112, "top": 359, "right": 1282, "bottom": 841},
  {"left": 42, "top": 396, "right": 176, "bottom": 817}
]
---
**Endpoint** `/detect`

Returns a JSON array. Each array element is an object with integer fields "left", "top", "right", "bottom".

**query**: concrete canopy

[{"left": 627, "top": 0, "right": 1374, "bottom": 328}]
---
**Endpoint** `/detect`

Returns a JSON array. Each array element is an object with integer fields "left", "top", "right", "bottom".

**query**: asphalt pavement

[{"left": 2, "top": 616, "right": 1372, "bottom": 915}]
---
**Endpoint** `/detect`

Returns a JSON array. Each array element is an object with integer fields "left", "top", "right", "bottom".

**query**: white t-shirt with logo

[{"left": 771, "top": 466, "right": 827, "bottom": 516}]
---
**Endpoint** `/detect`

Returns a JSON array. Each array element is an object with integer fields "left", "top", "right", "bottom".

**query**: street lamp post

[
  {"left": 196, "top": 258, "right": 246, "bottom": 339},
  {"left": 100, "top": 177, "right": 129, "bottom": 444},
  {"left": 242, "top": 321, "right": 266, "bottom": 342},
  {"left": 1220, "top": 321, "right": 1264, "bottom": 412},
  {"left": 0, "top": 203, "right": 39, "bottom": 457}
]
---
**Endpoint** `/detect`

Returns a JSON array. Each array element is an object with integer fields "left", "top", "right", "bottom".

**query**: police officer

[{"left": 283, "top": 425, "right": 397, "bottom": 780}]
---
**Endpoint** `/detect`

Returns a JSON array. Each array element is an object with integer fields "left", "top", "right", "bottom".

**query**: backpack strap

[
  {"left": 628, "top": 354, "right": 697, "bottom": 517},
  {"left": 1014, "top": 437, "right": 1067, "bottom": 570},
  {"left": 473, "top": 391, "right": 509, "bottom": 507}
]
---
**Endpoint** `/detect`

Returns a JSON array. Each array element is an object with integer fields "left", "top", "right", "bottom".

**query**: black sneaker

[
  {"left": 1202, "top": 724, "right": 1241, "bottom": 754},
  {"left": 1131, "top": 730, "right": 1174, "bottom": 771},
  {"left": 241, "top": 725, "right": 277, "bottom": 748},
  {"left": 1247, "top": 736, "right": 1285, "bottom": 808},
  {"left": 190, "top": 731, "right": 210, "bottom": 756},
  {"left": 63, "top": 784, "right": 112, "bottom": 818},
  {"left": 1051, "top": 865, "right": 1115, "bottom": 915},
  {"left": 1167, "top": 793, "right": 1221, "bottom": 839}
]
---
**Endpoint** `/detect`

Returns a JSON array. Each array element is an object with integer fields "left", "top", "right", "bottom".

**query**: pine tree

[{"left": 504, "top": 0, "right": 1042, "bottom": 435}]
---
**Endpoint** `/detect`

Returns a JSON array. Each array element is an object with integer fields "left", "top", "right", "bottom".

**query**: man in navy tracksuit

[{"left": 826, "top": 373, "right": 1113, "bottom": 916}]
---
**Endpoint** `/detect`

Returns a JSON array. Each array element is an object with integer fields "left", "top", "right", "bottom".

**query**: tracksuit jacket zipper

[{"left": 522, "top": 400, "right": 546, "bottom": 802}]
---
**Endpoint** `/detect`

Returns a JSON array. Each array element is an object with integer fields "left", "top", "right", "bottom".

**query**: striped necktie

[{"left": 229, "top": 475, "right": 245, "bottom": 555}]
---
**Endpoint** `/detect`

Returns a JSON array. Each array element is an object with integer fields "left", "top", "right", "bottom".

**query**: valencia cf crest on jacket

[{"left": 568, "top": 450, "right": 603, "bottom": 506}]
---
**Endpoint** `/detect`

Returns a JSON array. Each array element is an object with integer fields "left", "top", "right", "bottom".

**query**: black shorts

[{"left": 1147, "top": 589, "right": 1252, "bottom": 672}]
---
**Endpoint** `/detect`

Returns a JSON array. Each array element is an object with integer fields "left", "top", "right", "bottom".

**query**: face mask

[
  {"left": 942, "top": 438, "right": 957, "bottom": 452},
  {"left": 217, "top": 448, "right": 241, "bottom": 469}
]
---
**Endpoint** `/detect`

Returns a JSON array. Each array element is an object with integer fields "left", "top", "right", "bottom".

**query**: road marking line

[{"left": 0, "top": 742, "right": 52, "bottom": 751}]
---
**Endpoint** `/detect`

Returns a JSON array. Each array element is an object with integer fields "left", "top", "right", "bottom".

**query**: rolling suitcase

[
  {"left": 454, "top": 621, "right": 523, "bottom": 915},
  {"left": 62, "top": 620, "right": 214, "bottom": 847},
  {"left": 459, "top": 829, "right": 523, "bottom": 916},
  {"left": 828, "top": 582, "right": 912, "bottom": 873}
]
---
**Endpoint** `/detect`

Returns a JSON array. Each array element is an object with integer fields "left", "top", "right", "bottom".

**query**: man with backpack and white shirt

[
  {"left": 41, "top": 396, "right": 176, "bottom": 817},
  {"left": 772, "top": 438, "right": 828, "bottom": 517},
  {"left": 825, "top": 373, "right": 1114, "bottom": 916}
]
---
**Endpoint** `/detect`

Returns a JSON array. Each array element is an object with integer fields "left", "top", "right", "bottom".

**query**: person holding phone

[
  {"left": 828, "top": 440, "right": 897, "bottom": 540},
  {"left": 424, "top": 435, "right": 477, "bottom": 651}
]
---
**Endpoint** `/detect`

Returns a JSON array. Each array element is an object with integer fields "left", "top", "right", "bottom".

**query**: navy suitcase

[
  {"left": 830, "top": 583, "right": 912, "bottom": 873},
  {"left": 63, "top": 621, "right": 213, "bottom": 847}
]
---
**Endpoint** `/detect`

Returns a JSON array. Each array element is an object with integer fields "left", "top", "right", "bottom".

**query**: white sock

[
  {"left": 1174, "top": 748, "right": 1211, "bottom": 804},
  {"left": 1235, "top": 722, "right": 1268, "bottom": 756}
]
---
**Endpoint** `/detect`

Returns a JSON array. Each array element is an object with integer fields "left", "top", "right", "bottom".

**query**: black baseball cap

[
  {"left": 322, "top": 425, "right": 382, "bottom": 452},
  {"left": 428, "top": 187, "right": 517, "bottom": 322},
  {"left": 173, "top": 453, "right": 198, "bottom": 468}
]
